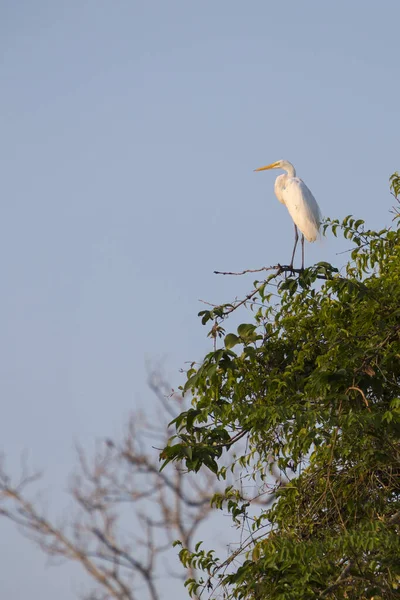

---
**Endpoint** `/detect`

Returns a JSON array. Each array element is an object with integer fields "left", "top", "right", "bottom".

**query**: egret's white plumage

[{"left": 254, "top": 159, "right": 321, "bottom": 268}]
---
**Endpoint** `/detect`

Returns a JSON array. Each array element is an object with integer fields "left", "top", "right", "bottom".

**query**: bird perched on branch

[{"left": 254, "top": 160, "right": 321, "bottom": 270}]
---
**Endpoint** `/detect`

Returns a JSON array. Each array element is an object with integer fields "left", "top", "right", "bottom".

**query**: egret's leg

[
  {"left": 301, "top": 235, "right": 305, "bottom": 270},
  {"left": 290, "top": 224, "right": 299, "bottom": 269}
]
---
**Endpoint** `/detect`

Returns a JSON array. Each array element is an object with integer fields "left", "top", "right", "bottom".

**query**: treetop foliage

[{"left": 161, "top": 173, "right": 400, "bottom": 599}]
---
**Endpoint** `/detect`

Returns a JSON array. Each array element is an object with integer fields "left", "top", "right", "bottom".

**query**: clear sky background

[{"left": 1, "top": 1, "right": 399, "bottom": 598}]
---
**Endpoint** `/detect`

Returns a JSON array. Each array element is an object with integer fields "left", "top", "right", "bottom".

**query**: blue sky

[{"left": 1, "top": 1, "right": 399, "bottom": 597}]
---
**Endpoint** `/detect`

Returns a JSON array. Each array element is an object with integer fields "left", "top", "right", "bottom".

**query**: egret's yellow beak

[{"left": 254, "top": 161, "right": 280, "bottom": 172}]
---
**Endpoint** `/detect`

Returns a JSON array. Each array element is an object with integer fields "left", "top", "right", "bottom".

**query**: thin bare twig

[
  {"left": 346, "top": 386, "right": 371, "bottom": 412},
  {"left": 214, "top": 264, "right": 331, "bottom": 280}
]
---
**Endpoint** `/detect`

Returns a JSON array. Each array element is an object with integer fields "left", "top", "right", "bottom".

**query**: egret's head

[
  {"left": 254, "top": 160, "right": 282, "bottom": 172},
  {"left": 254, "top": 160, "right": 296, "bottom": 177},
  {"left": 254, "top": 159, "right": 295, "bottom": 174}
]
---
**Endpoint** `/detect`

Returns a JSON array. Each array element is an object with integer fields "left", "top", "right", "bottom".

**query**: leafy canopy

[{"left": 162, "top": 174, "right": 400, "bottom": 600}]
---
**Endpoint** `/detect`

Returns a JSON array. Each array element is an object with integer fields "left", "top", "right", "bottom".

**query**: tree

[
  {"left": 161, "top": 174, "right": 400, "bottom": 599},
  {"left": 0, "top": 372, "right": 228, "bottom": 600},
  {"left": 2, "top": 177, "right": 400, "bottom": 600}
]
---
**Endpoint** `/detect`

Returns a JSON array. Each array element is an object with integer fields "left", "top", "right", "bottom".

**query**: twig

[
  {"left": 214, "top": 266, "right": 275, "bottom": 276},
  {"left": 222, "top": 287, "right": 261, "bottom": 315},
  {"left": 320, "top": 561, "right": 354, "bottom": 597},
  {"left": 214, "top": 264, "right": 294, "bottom": 277},
  {"left": 346, "top": 386, "right": 371, "bottom": 412},
  {"left": 214, "top": 264, "right": 331, "bottom": 280},
  {"left": 206, "top": 429, "right": 249, "bottom": 449},
  {"left": 92, "top": 528, "right": 158, "bottom": 600}
]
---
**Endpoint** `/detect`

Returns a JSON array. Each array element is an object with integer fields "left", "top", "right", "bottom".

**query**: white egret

[{"left": 254, "top": 160, "right": 321, "bottom": 270}]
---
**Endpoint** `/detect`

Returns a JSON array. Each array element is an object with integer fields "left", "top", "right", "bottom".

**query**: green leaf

[
  {"left": 237, "top": 323, "right": 257, "bottom": 340},
  {"left": 224, "top": 333, "right": 240, "bottom": 349},
  {"left": 183, "top": 371, "right": 200, "bottom": 393}
]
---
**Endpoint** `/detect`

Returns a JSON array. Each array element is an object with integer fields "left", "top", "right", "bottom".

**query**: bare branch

[
  {"left": 0, "top": 371, "right": 228, "bottom": 600},
  {"left": 214, "top": 263, "right": 330, "bottom": 280}
]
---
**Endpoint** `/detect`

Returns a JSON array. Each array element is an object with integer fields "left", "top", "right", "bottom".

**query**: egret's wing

[{"left": 281, "top": 178, "right": 321, "bottom": 242}]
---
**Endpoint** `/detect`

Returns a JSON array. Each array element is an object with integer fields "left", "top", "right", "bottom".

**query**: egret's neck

[{"left": 280, "top": 161, "right": 296, "bottom": 177}]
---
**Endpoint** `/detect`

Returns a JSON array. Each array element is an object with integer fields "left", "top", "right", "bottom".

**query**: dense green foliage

[{"left": 162, "top": 175, "right": 400, "bottom": 599}]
